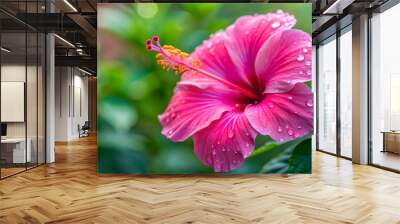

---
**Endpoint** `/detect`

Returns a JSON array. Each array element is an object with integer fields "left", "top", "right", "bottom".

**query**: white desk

[{"left": 1, "top": 138, "right": 31, "bottom": 163}]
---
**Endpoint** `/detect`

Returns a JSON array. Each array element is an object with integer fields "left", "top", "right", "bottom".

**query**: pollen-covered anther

[{"left": 155, "top": 45, "right": 200, "bottom": 75}]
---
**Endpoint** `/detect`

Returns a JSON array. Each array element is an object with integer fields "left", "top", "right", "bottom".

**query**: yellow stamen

[{"left": 156, "top": 45, "right": 200, "bottom": 75}]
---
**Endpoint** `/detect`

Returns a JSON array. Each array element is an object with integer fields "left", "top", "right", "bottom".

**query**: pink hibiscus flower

[{"left": 146, "top": 10, "right": 313, "bottom": 172}]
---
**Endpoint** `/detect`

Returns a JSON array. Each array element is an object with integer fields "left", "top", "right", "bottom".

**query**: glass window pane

[
  {"left": 318, "top": 37, "right": 337, "bottom": 154},
  {"left": 38, "top": 33, "right": 45, "bottom": 165},
  {"left": 371, "top": 4, "right": 400, "bottom": 171},
  {"left": 27, "top": 30, "right": 38, "bottom": 169},
  {"left": 1, "top": 30, "right": 27, "bottom": 177},
  {"left": 340, "top": 28, "right": 352, "bottom": 158}
]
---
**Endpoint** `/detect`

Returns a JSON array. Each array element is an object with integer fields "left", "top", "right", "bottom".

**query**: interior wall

[
  {"left": 0, "top": 64, "right": 38, "bottom": 138},
  {"left": 73, "top": 72, "right": 89, "bottom": 137},
  {"left": 55, "top": 66, "right": 70, "bottom": 141},
  {"left": 55, "top": 67, "right": 89, "bottom": 141}
]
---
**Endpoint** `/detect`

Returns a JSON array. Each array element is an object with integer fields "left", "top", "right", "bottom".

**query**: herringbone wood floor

[{"left": 1, "top": 135, "right": 400, "bottom": 224}]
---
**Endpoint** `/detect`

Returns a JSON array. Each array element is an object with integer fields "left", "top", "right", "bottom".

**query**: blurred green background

[{"left": 97, "top": 3, "right": 312, "bottom": 174}]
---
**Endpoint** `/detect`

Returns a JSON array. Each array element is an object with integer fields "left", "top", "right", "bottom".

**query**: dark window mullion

[
  {"left": 36, "top": 0, "right": 39, "bottom": 168},
  {"left": 0, "top": 19, "right": 2, "bottom": 179},
  {"left": 316, "top": 45, "right": 320, "bottom": 151},
  {"left": 25, "top": 0, "right": 28, "bottom": 171},
  {"left": 336, "top": 27, "right": 341, "bottom": 157}
]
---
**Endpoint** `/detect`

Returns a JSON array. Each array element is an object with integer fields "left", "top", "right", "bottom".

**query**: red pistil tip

[
  {"left": 152, "top": 36, "right": 159, "bottom": 42},
  {"left": 146, "top": 39, "right": 151, "bottom": 45}
]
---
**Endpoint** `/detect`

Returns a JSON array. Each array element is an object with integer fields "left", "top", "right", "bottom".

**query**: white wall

[
  {"left": 55, "top": 67, "right": 89, "bottom": 141},
  {"left": 1, "top": 65, "right": 34, "bottom": 138},
  {"left": 1, "top": 63, "right": 46, "bottom": 164},
  {"left": 55, "top": 67, "right": 70, "bottom": 141},
  {"left": 45, "top": 5, "right": 56, "bottom": 164}
]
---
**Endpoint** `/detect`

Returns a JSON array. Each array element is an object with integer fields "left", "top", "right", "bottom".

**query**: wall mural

[{"left": 97, "top": 3, "right": 313, "bottom": 174}]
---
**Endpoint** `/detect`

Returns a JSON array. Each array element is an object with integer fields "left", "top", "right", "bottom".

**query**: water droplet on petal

[
  {"left": 271, "top": 22, "right": 280, "bottom": 28},
  {"left": 210, "top": 48, "right": 215, "bottom": 55},
  {"left": 306, "top": 99, "right": 313, "bottom": 107},
  {"left": 268, "top": 103, "right": 274, "bottom": 108},
  {"left": 245, "top": 132, "right": 250, "bottom": 136},
  {"left": 278, "top": 126, "right": 283, "bottom": 133},
  {"left": 303, "top": 48, "right": 308, "bottom": 53},
  {"left": 235, "top": 103, "right": 240, "bottom": 108},
  {"left": 288, "top": 96, "right": 293, "bottom": 100},
  {"left": 228, "top": 130, "right": 234, "bottom": 138},
  {"left": 245, "top": 31, "right": 249, "bottom": 35},
  {"left": 299, "top": 71, "right": 304, "bottom": 75},
  {"left": 212, "top": 150, "right": 216, "bottom": 155},
  {"left": 222, "top": 148, "right": 226, "bottom": 152},
  {"left": 305, "top": 61, "right": 311, "bottom": 66},
  {"left": 297, "top": 54, "right": 304, "bottom": 61},
  {"left": 288, "top": 129, "right": 294, "bottom": 136},
  {"left": 297, "top": 126, "right": 302, "bottom": 129},
  {"left": 217, "top": 141, "right": 221, "bottom": 145},
  {"left": 167, "top": 130, "right": 173, "bottom": 135},
  {"left": 245, "top": 142, "right": 250, "bottom": 147},
  {"left": 171, "top": 113, "right": 176, "bottom": 119},
  {"left": 279, "top": 138, "right": 284, "bottom": 142}
]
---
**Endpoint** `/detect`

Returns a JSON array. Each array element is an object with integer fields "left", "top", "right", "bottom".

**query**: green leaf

[
  {"left": 248, "top": 142, "right": 280, "bottom": 158},
  {"left": 259, "top": 135, "right": 311, "bottom": 174},
  {"left": 287, "top": 138, "right": 312, "bottom": 173}
]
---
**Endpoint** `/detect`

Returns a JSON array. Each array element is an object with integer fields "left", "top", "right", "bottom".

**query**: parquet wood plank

[{"left": 0, "top": 135, "right": 400, "bottom": 223}]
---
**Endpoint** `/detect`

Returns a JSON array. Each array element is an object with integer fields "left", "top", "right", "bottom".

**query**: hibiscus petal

[
  {"left": 224, "top": 11, "right": 296, "bottom": 92},
  {"left": 255, "top": 29, "right": 312, "bottom": 94},
  {"left": 193, "top": 111, "right": 257, "bottom": 172},
  {"left": 186, "top": 31, "right": 252, "bottom": 90},
  {"left": 244, "top": 83, "right": 313, "bottom": 142},
  {"left": 159, "top": 84, "right": 238, "bottom": 142}
]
